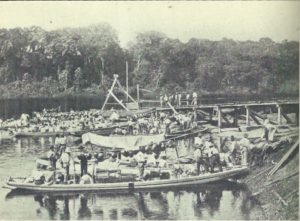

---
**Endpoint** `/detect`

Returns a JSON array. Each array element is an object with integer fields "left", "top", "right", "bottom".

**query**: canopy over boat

[{"left": 82, "top": 132, "right": 165, "bottom": 150}]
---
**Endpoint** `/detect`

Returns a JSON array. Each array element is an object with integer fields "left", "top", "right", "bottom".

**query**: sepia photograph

[{"left": 0, "top": 1, "right": 299, "bottom": 220}]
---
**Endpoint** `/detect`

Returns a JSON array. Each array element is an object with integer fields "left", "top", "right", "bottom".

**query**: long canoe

[
  {"left": 164, "top": 127, "right": 209, "bottom": 140},
  {"left": 14, "top": 124, "right": 128, "bottom": 138},
  {"left": 5, "top": 166, "right": 248, "bottom": 193}
]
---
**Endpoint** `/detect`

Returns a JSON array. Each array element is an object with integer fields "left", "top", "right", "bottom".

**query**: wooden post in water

[
  {"left": 245, "top": 106, "right": 250, "bottom": 126},
  {"left": 277, "top": 104, "right": 282, "bottom": 125}
]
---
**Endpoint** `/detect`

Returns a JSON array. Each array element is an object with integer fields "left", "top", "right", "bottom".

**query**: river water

[
  {"left": 1, "top": 94, "right": 296, "bottom": 119},
  {"left": 0, "top": 137, "right": 264, "bottom": 220}
]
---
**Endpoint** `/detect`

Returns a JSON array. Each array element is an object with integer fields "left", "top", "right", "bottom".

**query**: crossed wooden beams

[{"left": 101, "top": 75, "right": 138, "bottom": 111}]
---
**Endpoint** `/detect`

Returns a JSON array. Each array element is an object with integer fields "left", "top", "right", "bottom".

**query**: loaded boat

[
  {"left": 5, "top": 166, "right": 248, "bottom": 193},
  {"left": 14, "top": 123, "right": 128, "bottom": 138}
]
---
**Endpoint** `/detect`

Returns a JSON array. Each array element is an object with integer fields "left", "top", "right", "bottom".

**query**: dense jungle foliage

[{"left": 0, "top": 23, "right": 298, "bottom": 98}]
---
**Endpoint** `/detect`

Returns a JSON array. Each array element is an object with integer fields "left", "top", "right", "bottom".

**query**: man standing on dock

[
  {"left": 178, "top": 93, "right": 182, "bottom": 106},
  {"left": 186, "top": 93, "right": 190, "bottom": 106},
  {"left": 160, "top": 94, "right": 164, "bottom": 107},
  {"left": 163, "top": 94, "right": 169, "bottom": 107},
  {"left": 192, "top": 91, "right": 198, "bottom": 106}
]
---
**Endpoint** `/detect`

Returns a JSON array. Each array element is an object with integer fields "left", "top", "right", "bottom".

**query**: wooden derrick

[{"left": 101, "top": 74, "right": 137, "bottom": 111}]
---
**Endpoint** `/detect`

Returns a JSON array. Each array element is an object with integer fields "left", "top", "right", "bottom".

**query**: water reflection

[{"left": 5, "top": 183, "right": 261, "bottom": 220}]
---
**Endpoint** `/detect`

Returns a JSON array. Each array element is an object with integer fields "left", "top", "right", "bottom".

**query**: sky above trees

[{"left": 0, "top": 1, "right": 299, "bottom": 47}]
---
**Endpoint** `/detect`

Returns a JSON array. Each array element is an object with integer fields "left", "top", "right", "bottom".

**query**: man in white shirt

[
  {"left": 239, "top": 133, "right": 251, "bottom": 166},
  {"left": 135, "top": 150, "right": 146, "bottom": 179},
  {"left": 208, "top": 143, "right": 223, "bottom": 172},
  {"left": 263, "top": 118, "right": 276, "bottom": 142},
  {"left": 160, "top": 94, "right": 164, "bottom": 107},
  {"left": 59, "top": 147, "right": 73, "bottom": 182},
  {"left": 186, "top": 94, "right": 190, "bottom": 105},
  {"left": 192, "top": 92, "right": 198, "bottom": 106},
  {"left": 178, "top": 93, "right": 182, "bottom": 106}
]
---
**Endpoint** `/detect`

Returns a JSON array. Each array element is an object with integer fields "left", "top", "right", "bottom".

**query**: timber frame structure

[
  {"left": 153, "top": 101, "right": 299, "bottom": 131},
  {"left": 101, "top": 74, "right": 138, "bottom": 111}
]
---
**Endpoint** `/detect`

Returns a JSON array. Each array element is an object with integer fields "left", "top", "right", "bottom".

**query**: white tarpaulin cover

[{"left": 82, "top": 132, "right": 165, "bottom": 150}]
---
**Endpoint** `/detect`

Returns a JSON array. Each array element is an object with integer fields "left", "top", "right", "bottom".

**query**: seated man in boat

[
  {"left": 145, "top": 149, "right": 157, "bottom": 167},
  {"left": 194, "top": 145, "right": 209, "bottom": 175},
  {"left": 208, "top": 143, "right": 223, "bottom": 173},
  {"left": 156, "top": 152, "right": 168, "bottom": 168},
  {"left": 79, "top": 173, "right": 94, "bottom": 184},
  {"left": 109, "top": 110, "right": 120, "bottom": 122},
  {"left": 118, "top": 150, "right": 130, "bottom": 165}
]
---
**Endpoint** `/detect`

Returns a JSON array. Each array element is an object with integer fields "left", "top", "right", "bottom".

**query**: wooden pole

[
  {"left": 217, "top": 106, "right": 222, "bottom": 133},
  {"left": 101, "top": 76, "right": 118, "bottom": 110},
  {"left": 233, "top": 107, "right": 238, "bottom": 127},
  {"left": 100, "top": 57, "right": 104, "bottom": 85},
  {"left": 137, "top": 84, "right": 140, "bottom": 102},
  {"left": 109, "top": 90, "right": 129, "bottom": 111},
  {"left": 167, "top": 101, "right": 178, "bottom": 114},
  {"left": 277, "top": 104, "right": 282, "bottom": 125},
  {"left": 126, "top": 61, "right": 129, "bottom": 102},
  {"left": 116, "top": 80, "right": 137, "bottom": 103},
  {"left": 268, "top": 139, "right": 299, "bottom": 176},
  {"left": 245, "top": 106, "right": 250, "bottom": 126}
]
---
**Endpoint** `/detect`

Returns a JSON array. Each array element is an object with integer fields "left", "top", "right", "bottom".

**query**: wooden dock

[{"left": 140, "top": 99, "right": 299, "bottom": 130}]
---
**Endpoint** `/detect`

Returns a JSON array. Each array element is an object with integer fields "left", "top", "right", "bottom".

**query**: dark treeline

[{"left": 0, "top": 23, "right": 298, "bottom": 98}]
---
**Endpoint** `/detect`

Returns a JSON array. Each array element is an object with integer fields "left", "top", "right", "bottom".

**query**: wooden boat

[
  {"left": 14, "top": 124, "right": 128, "bottom": 138},
  {"left": 164, "top": 127, "right": 209, "bottom": 140},
  {"left": 5, "top": 166, "right": 248, "bottom": 193}
]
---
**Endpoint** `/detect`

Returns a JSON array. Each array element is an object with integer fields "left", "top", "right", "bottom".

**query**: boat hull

[
  {"left": 14, "top": 126, "right": 124, "bottom": 138},
  {"left": 6, "top": 167, "right": 248, "bottom": 193}
]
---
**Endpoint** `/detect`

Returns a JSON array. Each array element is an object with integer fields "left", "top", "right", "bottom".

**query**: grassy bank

[{"left": 243, "top": 138, "right": 299, "bottom": 220}]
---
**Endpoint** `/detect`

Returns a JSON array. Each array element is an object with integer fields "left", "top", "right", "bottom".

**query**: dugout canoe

[
  {"left": 5, "top": 166, "right": 248, "bottom": 193},
  {"left": 14, "top": 124, "right": 128, "bottom": 138},
  {"left": 164, "top": 126, "right": 209, "bottom": 140}
]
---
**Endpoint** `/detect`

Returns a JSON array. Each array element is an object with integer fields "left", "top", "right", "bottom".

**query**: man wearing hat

[
  {"left": 47, "top": 145, "right": 57, "bottom": 170},
  {"left": 239, "top": 133, "right": 252, "bottom": 166},
  {"left": 77, "top": 146, "right": 92, "bottom": 176},
  {"left": 59, "top": 147, "right": 73, "bottom": 182}
]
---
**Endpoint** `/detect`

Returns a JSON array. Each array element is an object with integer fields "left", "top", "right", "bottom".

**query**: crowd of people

[
  {"left": 0, "top": 106, "right": 199, "bottom": 137},
  {"left": 160, "top": 92, "right": 198, "bottom": 107}
]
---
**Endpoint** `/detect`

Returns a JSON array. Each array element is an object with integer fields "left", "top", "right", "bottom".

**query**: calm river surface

[{"left": 0, "top": 137, "right": 264, "bottom": 220}]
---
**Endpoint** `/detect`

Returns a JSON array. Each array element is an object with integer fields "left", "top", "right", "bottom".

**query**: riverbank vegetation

[{"left": 0, "top": 24, "right": 298, "bottom": 99}]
